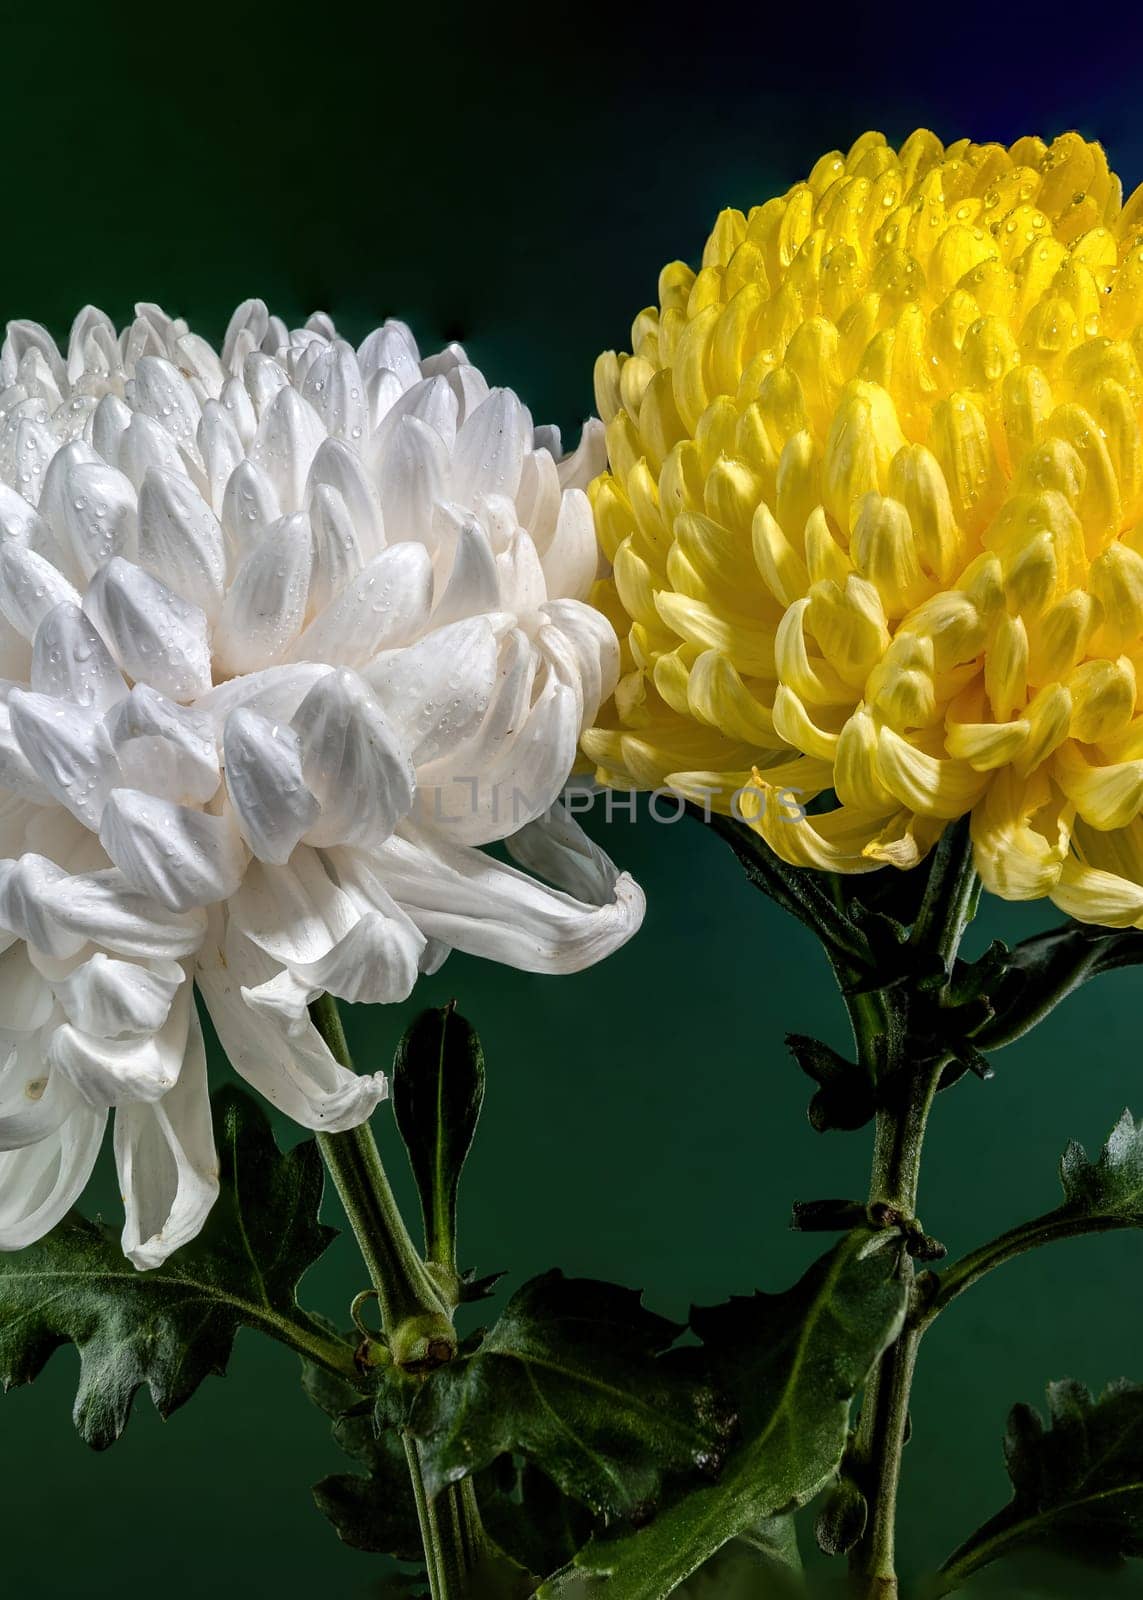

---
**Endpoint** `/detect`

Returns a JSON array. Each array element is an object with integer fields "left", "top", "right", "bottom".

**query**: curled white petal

[{"left": 115, "top": 1000, "right": 218, "bottom": 1269}]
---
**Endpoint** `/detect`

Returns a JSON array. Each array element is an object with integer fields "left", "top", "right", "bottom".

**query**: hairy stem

[
  {"left": 847, "top": 822, "right": 978, "bottom": 1598},
  {"left": 309, "top": 994, "right": 478, "bottom": 1598},
  {"left": 310, "top": 994, "right": 455, "bottom": 1368}
]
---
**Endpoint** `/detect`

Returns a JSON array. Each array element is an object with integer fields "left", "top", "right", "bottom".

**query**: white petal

[
  {"left": 0, "top": 1105, "right": 106, "bottom": 1250},
  {"left": 0, "top": 416, "right": 54, "bottom": 507},
  {"left": 197, "top": 920, "right": 387, "bottom": 1132},
  {"left": 0, "top": 1035, "right": 81, "bottom": 1149},
  {"left": 38, "top": 439, "right": 101, "bottom": 551},
  {"left": 243, "top": 908, "right": 422, "bottom": 1014},
  {"left": 431, "top": 513, "right": 501, "bottom": 626},
  {"left": 197, "top": 399, "right": 246, "bottom": 512},
  {"left": 115, "top": 1000, "right": 218, "bottom": 1268},
  {"left": 221, "top": 458, "right": 281, "bottom": 562},
  {"left": 60, "top": 460, "right": 139, "bottom": 582},
  {"left": 37, "top": 866, "right": 207, "bottom": 959},
  {"left": 219, "top": 376, "right": 257, "bottom": 446},
  {"left": 289, "top": 543, "right": 432, "bottom": 667},
  {"left": 100, "top": 788, "right": 245, "bottom": 911},
  {"left": 300, "top": 340, "right": 367, "bottom": 443},
  {"left": 84, "top": 556, "right": 213, "bottom": 702},
  {"left": 446, "top": 364, "right": 490, "bottom": 423},
  {"left": 230, "top": 848, "right": 358, "bottom": 967},
  {"left": 495, "top": 528, "right": 548, "bottom": 614},
  {"left": 358, "top": 322, "right": 421, "bottom": 391},
  {"left": 105, "top": 684, "right": 220, "bottom": 805},
  {"left": 244, "top": 350, "right": 291, "bottom": 414},
  {"left": 416, "top": 639, "right": 579, "bottom": 843},
  {"left": 0, "top": 694, "right": 53, "bottom": 804},
  {"left": 370, "top": 374, "right": 458, "bottom": 465},
  {"left": 540, "top": 488, "right": 598, "bottom": 600},
  {"left": 0, "top": 542, "right": 82, "bottom": 642},
  {"left": 48, "top": 1016, "right": 181, "bottom": 1108},
  {"left": 250, "top": 386, "right": 326, "bottom": 512},
  {"left": 55, "top": 952, "right": 182, "bottom": 1038},
  {"left": 365, "top": 368, "right": 405, "bottom": 432},
  {"left": 223, "top": 299, "right": 270, "bottom": 372},
  {"left": 8, "top": 688, "right": 121, "bottom": 829},
  {"left": 195, "top": 662, "right": 334, "bottom": 733},
  {"left": 92, "top": 393, "right": 132, "bottom": 467},
  {"left": 540, "top": 598, "right": 620, "bottom": 727},
  {"left": 364, "top": 615, "right": 500, "bottom": 764},
  {"left": 214, "top": 512, "right": 313, "bottom": 676},
  {"left": 376, "top": 415, "right": 448, "bottom": 544},
  {"left": 292, "top": 668, "right": 414, "bottom": 847},
  {"left": 30, "top": 602, "right": 127, "bottom": 714},
  {"left": 137, "top": 468, "right": 226, "bottom": 620},
  {"left": 0, "top": 941, "right": 55, "bottom": 1032},
  {"left": 309, "top": 483, "right": 365, "bottom": 615},
  {"left": 131, "top": 356, "right": 203, "bottom": 457},
  {"left": 556, "top": 418, "right": 607, "bottom": 491},
  {"left": 0, "top": 481, "right": 53, "bottom": 548},
  {"left": 0, "top": 854, "right": 88, "bottom": 957},
  {"left": 373, "top": 816, "right": 645, "bottom": 972},
  {"left": 119, "top": 412, "right": 193, "bottom": 491},
  {"left": 306, "top": 436, "right": 384, "bottom": 557},
  {"left": 516, "top": 448, "right": 562, "bottom": 550},
  {"left": 173, "top": 332, "right": 227, "bottom": 400},
  {"left": 223, "top": 708, "right": 319, "bottom": 863},
  {"left": 450, "top": 388, "right": 530, "bottom": 505}
]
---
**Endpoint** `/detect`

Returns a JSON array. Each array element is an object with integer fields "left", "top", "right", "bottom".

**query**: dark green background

[{"left": 4, "top": 5, "right": 1143, "bottom": 1594}]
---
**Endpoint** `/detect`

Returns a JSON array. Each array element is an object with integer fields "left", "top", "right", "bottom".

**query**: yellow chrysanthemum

[{"left": 582, "top": 128, "right": 1143, "bottom": 927}]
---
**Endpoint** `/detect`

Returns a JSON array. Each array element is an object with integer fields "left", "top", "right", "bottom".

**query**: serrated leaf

[
  {"left": 314, "top": 1435, "right": 425, "bottom": 1563},
  {"left": 302, "top": 1335, "right": 424, "bottom": 1563},
  {"left": 541, "top": 1231, "right": 906, "bottom": 1600},
  {"left": 392, "top": 1003, "right": 485, "bottom": 1276},
  {"left": 0, "top": 1086, "right": 353, "bottom": 1448},
  {"left": 971, "top": 922, "right": 1143, "bottom": 1051},
  {"left": 1059, "top": 1110, "right": 1143, "bottom": 1222},
  {"left": 408, "top": 1270, "right": 736, "bottom": 1524},
  {"left": 936, "top": 1380, "right": 1143, "bottom": 1593}
]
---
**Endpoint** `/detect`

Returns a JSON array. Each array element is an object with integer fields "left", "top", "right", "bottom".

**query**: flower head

[
  {"left": 583, "top": 130, "right": 1143, "bottom": 924},
  {"left": 0, "top": 300, "right": 643, "bottom": 1265}
]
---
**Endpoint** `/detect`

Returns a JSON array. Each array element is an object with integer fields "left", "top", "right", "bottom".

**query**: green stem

[
  {"left": 847, "top": 823, "right": 978, "bottom": 1599},
  {"left": 405, "top": 1434, "right": 445, "bottom": 1600},
  {"left": 310, "top": 994, "right": 455, "bottom": 1370},
  {"left": 847, "top": 1064, "right": 941, "bottom": 1599},
  {"left": 309, "top": 994, "right": 481, "bottom": 1598}
]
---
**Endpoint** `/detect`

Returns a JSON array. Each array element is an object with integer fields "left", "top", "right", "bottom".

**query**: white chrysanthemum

[{"left": 0, "top": 300, "right": 643, "bottom": 1267}]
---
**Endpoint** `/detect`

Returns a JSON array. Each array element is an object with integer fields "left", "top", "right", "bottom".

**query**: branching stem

[{"left": 308, "top": 994, "right": 478, "bottom": 1599}]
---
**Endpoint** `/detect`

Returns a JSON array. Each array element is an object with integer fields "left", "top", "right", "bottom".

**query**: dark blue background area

[{"left": 2, "top": 4, "right": 1143, "bottom": 1594}]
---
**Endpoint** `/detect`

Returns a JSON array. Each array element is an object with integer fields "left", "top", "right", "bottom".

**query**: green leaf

[
  {"left": 408, "top": 1270, "right": 736, "bottom": 1523},
  {"left": 937, "top": 1380, "right": 1143, "bottom": 1593},
  {"left": 0, "top": 1085, "right": 354, "bottom": 1448},
  {"left": 541, "top": 1230, "right": 906, "bottom": 1600},
  {"left": 303, "top": 1342, "right": 424, "bottom": 1562},
  {"left": 478, "top": 1458, "right": 594, "bottom": 1582},
  {"left": 392, "top": 1003, "right": 486, "bottom": 1276},
  {"left": 969, "top": 922, "right": 1143, "bottom": 1052},
  {"left": 314, "top": 1429, "right": 426, "bottom": 1562},
  {"left": 785, "top": 1034, "right": 875, "bottom": 1134},
  {"left": 1059, "top": 1110, "right": 1143, "bottom": 1222}
]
